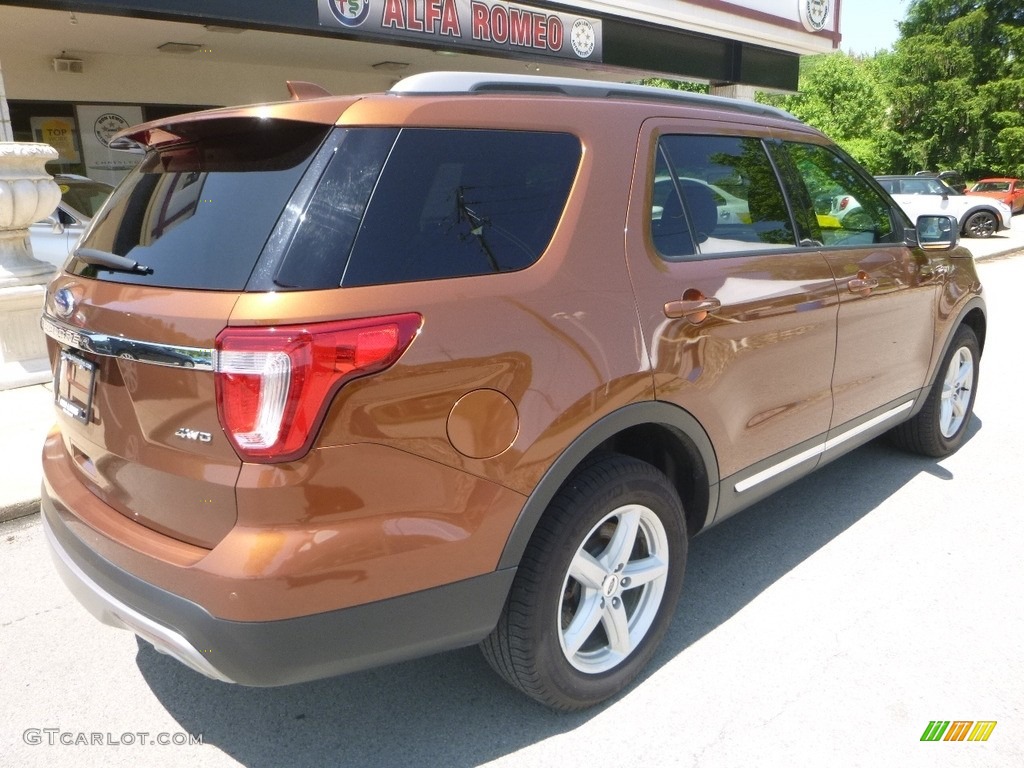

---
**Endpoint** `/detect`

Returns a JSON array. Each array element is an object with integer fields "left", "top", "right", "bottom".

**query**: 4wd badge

[{"left": 175, "top": 427, "right": 213, "bottom": 444}]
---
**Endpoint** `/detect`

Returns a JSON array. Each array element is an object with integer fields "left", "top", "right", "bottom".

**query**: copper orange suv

[{"left": 41, "top": 72, "right": 986, "bottom": 710}]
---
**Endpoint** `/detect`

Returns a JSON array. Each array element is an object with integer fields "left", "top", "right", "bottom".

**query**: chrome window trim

[{"left": 41, "top": 315, "right": 215, "bottom": 371}]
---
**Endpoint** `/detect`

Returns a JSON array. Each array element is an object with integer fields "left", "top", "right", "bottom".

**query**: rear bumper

[{"left": 42, "top": 497, "right": 516, "bottom": 686}]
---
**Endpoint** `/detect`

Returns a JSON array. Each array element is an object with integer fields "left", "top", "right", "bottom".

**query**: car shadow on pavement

[{"left": 136, "top": 419, "right": 981, "bottom": 768}]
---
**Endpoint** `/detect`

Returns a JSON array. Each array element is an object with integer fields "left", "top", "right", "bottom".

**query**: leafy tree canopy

[{"left": 755, "top": 0, "right": 1024, "bottom": 178}]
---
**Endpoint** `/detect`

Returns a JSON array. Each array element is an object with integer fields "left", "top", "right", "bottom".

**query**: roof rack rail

[{"left": 388, "top": 71, "right": 798, "bottom": 122}]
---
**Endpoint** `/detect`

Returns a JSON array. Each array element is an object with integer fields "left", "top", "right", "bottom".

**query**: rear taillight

[
  {"left": 215, "top": 313, "right": 422, "bottom": 462},
  {"left": 839, "top": 196, "right": 851, "bottom": 211}
]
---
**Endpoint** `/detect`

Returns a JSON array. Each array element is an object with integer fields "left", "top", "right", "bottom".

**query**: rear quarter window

[{"left": 339, "top": 129, "right": 581, "bottom": 287}]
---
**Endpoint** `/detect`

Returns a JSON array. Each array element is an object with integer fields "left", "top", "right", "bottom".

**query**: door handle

[{"left": 663, "top": 296, "right": 721, "bottom": 321}]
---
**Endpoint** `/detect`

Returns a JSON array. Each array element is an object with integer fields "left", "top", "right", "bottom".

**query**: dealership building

[{"left": 0, "top": 0, "right": 840, "bottom": 184}]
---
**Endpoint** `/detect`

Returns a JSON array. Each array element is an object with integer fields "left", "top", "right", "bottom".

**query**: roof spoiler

[{"left": 287, "top": 81, "right": 332, "bottom": 100}]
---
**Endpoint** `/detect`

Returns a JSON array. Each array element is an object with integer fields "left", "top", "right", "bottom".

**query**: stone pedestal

[{"left": 0, "top": 142, "right": 60, "bottom": 389}]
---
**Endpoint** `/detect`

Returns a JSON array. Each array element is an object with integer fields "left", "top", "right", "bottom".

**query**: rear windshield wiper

[{"left": 75, "top": 248, "right": 153, "bottom": 275}]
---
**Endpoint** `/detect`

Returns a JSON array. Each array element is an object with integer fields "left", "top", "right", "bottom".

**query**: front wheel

[
  {"left": 890, "top": 325, "right": 979, "bottom": 457},
  {"left": 480, "top": 454, "right": 687, "bottom": 710},
  {"left": 963, "top": 211, "right": 998, "bottom": 238}
]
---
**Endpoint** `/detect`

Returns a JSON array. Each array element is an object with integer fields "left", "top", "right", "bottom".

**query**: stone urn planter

[{"left": 0, "top": 142, "right": 61, "bottom": 389}]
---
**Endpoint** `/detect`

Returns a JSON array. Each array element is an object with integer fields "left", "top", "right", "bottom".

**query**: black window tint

[
  {"left": 656, "top": 134, "right": 795, "bottom": 256},
  {"left": 274, "top": 128, "right": 398, "bottom": 289},
  {"left": 650, "top": 146, "right": 696, "bottom": 258},
  {"left": 783, "top": 143, "right": 896, "bottom": 246},
  {"left": 59, "top": 180, "right": 113, "bottom": 219},
  {"left": 341, "top": 129, "right": 580, "bottom": 287},
  {"left": 70, "top": 120, "right": 327, "bottom": 290}
]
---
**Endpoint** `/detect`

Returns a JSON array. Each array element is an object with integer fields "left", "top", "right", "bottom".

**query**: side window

[
  {"left": 651, "top": 134, "right": 796, "bottom": 259},
  {"left": 921, "top": 179, "right": 950, "bottom": 195},
  {"left": 341, "top": 129, "right": 580, "bottom": 287},
  {"left": 903, "top": 179, "right": 932, "bottom": 194},
  {"left": 782, "top": 142, "right": 897, "bottom": 246}
]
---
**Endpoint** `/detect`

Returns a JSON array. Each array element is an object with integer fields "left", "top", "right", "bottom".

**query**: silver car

[{"left": 29, "top": 175, "right": 113, "bottom": 267}]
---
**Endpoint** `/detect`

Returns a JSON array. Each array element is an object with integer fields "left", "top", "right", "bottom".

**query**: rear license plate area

[{"left": 54, "top": 350, "right": 97, "bottom": 425}]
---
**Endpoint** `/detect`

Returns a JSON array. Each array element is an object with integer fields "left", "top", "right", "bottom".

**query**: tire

[
  {"left": 480, "top": 454, "right": 687, "bottom": 710},
  {"left": 890, "top": 325, "right": 979, "bottom": 457},
  {"left": 962, "top": 210, "right": 997, "bottom": 238}
]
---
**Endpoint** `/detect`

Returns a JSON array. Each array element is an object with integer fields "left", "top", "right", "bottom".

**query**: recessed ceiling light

[
  {"left": 204, "top": 25, "right": 245, "bottom": 34},
  {"left": 372, "top": 61, "right": 410, "bottom": 72},
  {"left": 158, "top": 42, "right": 202, "bottom": 54}
]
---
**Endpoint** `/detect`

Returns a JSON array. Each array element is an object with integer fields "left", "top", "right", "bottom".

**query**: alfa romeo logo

[{"left": 328, "top": 0, "right": 370, "bottom": 28}]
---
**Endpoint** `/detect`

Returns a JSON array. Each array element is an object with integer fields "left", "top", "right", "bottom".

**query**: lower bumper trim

[
  {"left": 43, "top": 514, "right": 234, "bottom": 683},
  {"left": 42, "top": 499, "right": 517, "bottom": 687}
]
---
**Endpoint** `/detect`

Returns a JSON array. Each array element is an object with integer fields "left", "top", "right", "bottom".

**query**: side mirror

[
  {"left": 915, "top": 214, "right": 958, "bottom": 250},
  {"left": 41, "top": 214, "right": 65, "bottom": 235}
]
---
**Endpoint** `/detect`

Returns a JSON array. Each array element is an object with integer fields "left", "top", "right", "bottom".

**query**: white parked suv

[{"left": 875, "top": 175, "right": 1011, "bottom": 238}]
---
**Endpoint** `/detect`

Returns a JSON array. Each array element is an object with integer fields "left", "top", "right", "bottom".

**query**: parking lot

[
  {"left": 960, "top": 209, "right": 1024, "bottom": 259},
  {"left": 2, "top": 232, "right": 1022, "bottom": 768}
]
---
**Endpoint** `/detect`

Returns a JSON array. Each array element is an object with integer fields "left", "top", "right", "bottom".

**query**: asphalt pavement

[
  {"left": 3, "top": 250, "right": 1023, "bottom": 767},
  {"left": 3, "top": 209, "right": 1024, "bottom": 768}
]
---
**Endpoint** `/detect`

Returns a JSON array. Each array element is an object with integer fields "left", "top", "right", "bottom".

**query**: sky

[{"left": 839, "top": 0, "right": 910, "bottom": 54}]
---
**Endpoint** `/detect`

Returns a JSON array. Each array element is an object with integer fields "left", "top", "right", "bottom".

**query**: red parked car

[{"left": 966, "top": 178, "right": 1024, "bottom": 214}]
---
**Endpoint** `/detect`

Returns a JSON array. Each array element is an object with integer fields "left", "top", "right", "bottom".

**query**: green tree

[
  {"left": 638, "top": 78, "right": 709, "bottom": 94},
  {"left": 757, "top": 53, "right": 890, "bottom": 172},
  {"left": 885, "top": 0, "right": 1024, "bottom": 176},
  {"left": 759, "top": 1, "right": 1024, "bottom": 178}
]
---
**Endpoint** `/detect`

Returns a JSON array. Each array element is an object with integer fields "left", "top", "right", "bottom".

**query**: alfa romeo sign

[{"left": 318, "top": 0, "right": 603, "bottom": 61}]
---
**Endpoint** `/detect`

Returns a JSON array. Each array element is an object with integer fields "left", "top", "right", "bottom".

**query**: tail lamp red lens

[
  {"left": 839, "top": 196, "right": 851, "bottom": 211},
  {"left": 215, "top": 313, "right": 422, "bottom": 462}
]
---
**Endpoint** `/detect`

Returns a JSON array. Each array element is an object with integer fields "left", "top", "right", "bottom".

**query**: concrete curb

[
  {"left": 974, "top": 245, "right": 1023, "bottom": 261},
  {"left": 0, "top": 382, "right": 53, "bottom": 524},
  {"left": 0, "top": 497, "right": 40, "bottom": 524}
]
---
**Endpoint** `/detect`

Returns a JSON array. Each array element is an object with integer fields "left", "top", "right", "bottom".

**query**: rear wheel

[
  {"left": 481, "top": 454, "right": 687, "bottom": 710},
  {"left": 890, "top": 325, "right": 979, "bottom": 457},
  {"left": 963, "top": 211, "right": 997, "bottom": 238}
]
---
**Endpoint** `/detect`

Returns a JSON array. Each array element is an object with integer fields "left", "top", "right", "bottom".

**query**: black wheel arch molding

[
  {"left": 496, "top": 401, "right": 719, "bottom": 570},
  {"left": 912, "top": 295, "right": 986, "bottom": 421}
]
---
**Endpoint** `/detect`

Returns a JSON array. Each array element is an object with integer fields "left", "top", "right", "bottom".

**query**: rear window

[
  {"left": 338, "top": 128, "right": 580, "bottom": 287},
  {"left": 69, "top": 119, "right": 329, "bottom": 290}
]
